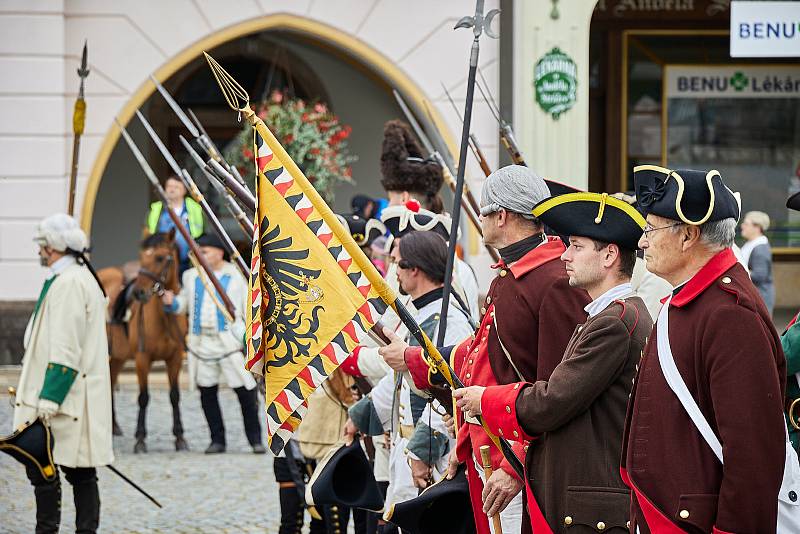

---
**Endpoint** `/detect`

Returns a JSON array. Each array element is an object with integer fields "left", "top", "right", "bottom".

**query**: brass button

[
  {"left": 499, "top": 269, "right": 507, "bottom": 277},
  {"left": 513, "top": 430, "right": 519, "bottom": 438},
  {"left": 486, "top": 296, "right": 491, "bottom": 304},
  {"left": 466, "top": 373, "right": 471, "bottom": 379},
  {"left": 505, "top": 406, "right": 511, "bottom": 413},
  {"left": 474, "top": 348, "right": 479, "bottom": 354},
  {"left": 626, "top": 521, "right": 630, "bottom": 529},
  {"left": 468, "top": 359, "right": 473, "bottom": 365},
  {"left": 679, "top": 509, "right": 689, "bottom": 519},
  {"left": 513, "top": 383, "right": 519, "bottom": 390},
  {"left": 597, "top": 521, "right": 606, "bottom": 530},
  {"left": 491, "top": 311, "right": 495, "bottom": 318},
  {"left": 721, "top": 276, "right": 731, "bottom": 284},
  {"left": 564, "top": 516, "right": 573, "bottom": 526}
]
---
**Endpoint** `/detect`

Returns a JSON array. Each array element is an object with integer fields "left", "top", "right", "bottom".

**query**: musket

[
  {"left": 442, "top": 83, "right": 493, "bottom": 178},
  {"left": 476, "top": 68, "right": 526, "bottom": 166},
  {"left": 67, "top": 41, "right": 90, "bottom": 215},
  {"left": 115, "top": 118, "right": 236, "bottom": 320},
  {"left": 135, "top": 111, "right": 249, "bottom": 280},
  {"left": 148, "top": 75, "right": 250, "bottom": 190},
  {"left": 180, "top": 135, "right": 254, "bottom": 237},
  {"left": 391, "top": 89, "right": 499, "bottom": 263},
  {"left": 206, "top": 159, "right": 256, "bottom": 215}
]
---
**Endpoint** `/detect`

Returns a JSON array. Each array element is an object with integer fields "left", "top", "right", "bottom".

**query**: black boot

[
  {"left": 63, "top": 467, "right": 100, "bottom": 534},
  {"left": 234, "top": 385, "right": 263, "bottom": 449},
  {"left": 199, "top": 385, "right": 226, "bottom": 449},
  {"left": 26, "top": 464, "right": 61, "bottom": 534}
]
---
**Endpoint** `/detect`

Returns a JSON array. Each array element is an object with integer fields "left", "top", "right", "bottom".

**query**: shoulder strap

[
  {"left": 492, "top": 311, "right": 525, "bottom": 381},
  {"left": 656, "top": 296, "right": 724, "bottom": 462}
]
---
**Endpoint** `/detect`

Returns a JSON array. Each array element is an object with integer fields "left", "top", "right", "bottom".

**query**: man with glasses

[
  {"left": 622, "top": 165, "right": 786, "bottom": 533},
  {"left": 379, "top": 165, "right": 590, "bottom": 534}
]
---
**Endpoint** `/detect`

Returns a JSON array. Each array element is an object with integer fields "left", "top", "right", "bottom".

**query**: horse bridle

[{"left": 134, "top": 253, "right": 174, "bottom": 302}]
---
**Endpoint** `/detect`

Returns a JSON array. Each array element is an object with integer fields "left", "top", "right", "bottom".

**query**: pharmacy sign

[{"left": 534, "top": 47, "right": 577, "bottom": 120}]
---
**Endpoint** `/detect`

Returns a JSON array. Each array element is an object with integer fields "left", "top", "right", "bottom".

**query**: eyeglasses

[{"left": 642, "top": 222, "right": 684, "bottom": 238}]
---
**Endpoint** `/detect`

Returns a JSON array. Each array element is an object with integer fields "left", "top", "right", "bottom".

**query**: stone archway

[{"left": 80, "top": 13, "right": 458, "bottom": 235}]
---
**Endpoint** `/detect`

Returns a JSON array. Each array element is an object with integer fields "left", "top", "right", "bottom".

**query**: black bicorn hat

[
  {"left": 385, "top": 464, "right": 476, "bottom": 534},
  {"left": 0, "top": 418, "right": 57, "bottom": 482},
  {"left": 380, "top": 120, "right": 443, "bottom": 195},
  {"left": 335, "top": 213, "right": 387, "bottom": 248},
  {"left": 305, "top": 440, "right": 384, "bottom": 512},
  {"left": 788, "top": 191, "right": 800, "bottom": 212},
  {"left": 196, "top": 233, "right": 230, "bottom": 261},
  {"left": 633, "top": 165, "right": 741, "bottom": 225},
  {"left": 379, "top": 202, "right": 453, "bottom": 252},
  {"left": 533, "top": 192, "right": 647, "bottom": 250}
]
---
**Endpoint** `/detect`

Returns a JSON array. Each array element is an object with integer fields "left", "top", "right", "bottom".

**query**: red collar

[
  {"left": 667, "top": 248, "right": 738, "bottom": 308},
  {"left": 491, "top": 237, "right": 565, "bottom": 279}
]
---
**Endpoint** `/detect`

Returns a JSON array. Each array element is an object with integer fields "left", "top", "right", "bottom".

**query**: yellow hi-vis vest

[{"left": 147, "top": 198, "right": 204, "bottom": 237}]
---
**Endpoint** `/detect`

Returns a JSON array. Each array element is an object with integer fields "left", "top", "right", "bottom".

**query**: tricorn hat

[
  {"left": 306, "top": 440, "right": 384, "bottom": 512},
  {"left": 533, "top": 192, "right": 647, "bottom": 250},
  {"left": 380, "top": 202, "right": 453, "bottom": 252},
  {"left": 788, "top": 191, "right": 800, "bottom": 212},
  {"left": 633, "top": 165, "right": 741, "bottom": 225},
  {"left": 0, "top": 418, "right": 57, "bottom": 482},
  {"left": 380, "top": 120, "right": 443, "bottom": 196},
  {"left": 196, "top": 233, "right": 230, "bottom": 261},
  {"left": 385, "top": 464, "right": 476, "bottom": 534},
  {"left": 336, "top": 213, "right": 387, "bottom": 248}
]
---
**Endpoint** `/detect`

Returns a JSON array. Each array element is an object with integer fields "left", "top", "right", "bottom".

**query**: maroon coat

[
  {"left": 483, "top": 295, "right": 652, "bottom": 533},
  {"left": 622, "top": 248, "right": 787, "bottom": 534}
]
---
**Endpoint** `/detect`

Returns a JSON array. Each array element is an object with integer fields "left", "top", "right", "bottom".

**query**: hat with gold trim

[
  {"left": 0, "top": 418, "right": 57, "bottom": 482},
  {"left": 532, "top": 192, "right": 646, "bottom": 250},
  {"left": 633, "top": 165, "right": 741, "bottom": 225}
]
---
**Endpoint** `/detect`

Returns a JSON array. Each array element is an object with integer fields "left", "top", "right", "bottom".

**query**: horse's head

[{"left": 133, "top": 229, "right": 179, "bottom": 302}]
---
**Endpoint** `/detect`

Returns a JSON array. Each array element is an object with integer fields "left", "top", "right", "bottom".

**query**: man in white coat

[
  {"left": 14, "top": 213, "right": 113, "bottom": 534},
  {"left": 162, "top": 233, "right": 264, "bottom": 454}
]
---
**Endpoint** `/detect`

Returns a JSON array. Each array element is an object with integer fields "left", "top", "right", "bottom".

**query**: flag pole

[
  {"left": 67, "top": 41, "right": 89, "bottom": 216},
  {"left": 202, "top": 51, "right": 523, "bottom": 478},
  {"left": 437, "top": 0, "right": 499, "bottom": 346}
]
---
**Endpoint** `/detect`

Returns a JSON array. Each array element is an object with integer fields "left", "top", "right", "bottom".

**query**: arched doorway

[{"left": 84, "top": 15, "right": 456, "bottom": 268}]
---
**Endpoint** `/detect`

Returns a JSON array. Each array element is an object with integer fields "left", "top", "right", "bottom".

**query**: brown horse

[{"left": 99, "top": 229, "right": 188, "bottom": 453}]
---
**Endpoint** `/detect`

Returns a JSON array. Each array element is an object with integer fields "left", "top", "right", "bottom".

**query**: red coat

[
  {"left": 406, "top": 238, "right": 590, "bottom": 532},
  {"left": 622, "top": 248, "right": 787, "bottom": 534}
]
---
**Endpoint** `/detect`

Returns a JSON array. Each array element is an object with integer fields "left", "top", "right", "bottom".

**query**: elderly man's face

[
  {"left": 638, "top": 214, "right": 684, "bottom": 280},
  {"left": 479, "top": 210, "right": 503, "bottom": 249}
]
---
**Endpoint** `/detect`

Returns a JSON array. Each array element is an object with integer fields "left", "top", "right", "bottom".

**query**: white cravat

[{"left": 584, "top": 282, "right": 634, "bottom": 318}]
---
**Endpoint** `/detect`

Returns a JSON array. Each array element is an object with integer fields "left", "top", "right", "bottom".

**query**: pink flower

[
  {"left": 270, "top": 90, "right": 283, "bottom": 103},
  {"left": 314, "top": 103, "right": 327, "bottom": 113}
]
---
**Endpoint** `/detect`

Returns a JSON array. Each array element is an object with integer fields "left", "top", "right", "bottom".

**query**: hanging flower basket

[{"left": 225, "top": 90, "right": 357, "bottom": 204}]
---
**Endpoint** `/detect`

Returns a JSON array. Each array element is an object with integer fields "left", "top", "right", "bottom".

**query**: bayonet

[
  {"left": 180, "top": 135, "right": 253, "bottom": 237},
  {"left": 149, "top": 75, "right": 199, "bottom": 138},
  {"left": 206, "top": 159, "right": 256, "bottom": 215},
  {"left": 135, "top": 111, "right": 249, "bottom": 278},
  {"left": 116, "top": 118, "right": 237, "bottom": 321},
  {"left": 441, "top": 83, "right": 493, "bottom": 178},
  {"left": 187, "top": 108, "right": 249, "bottom": 188},
  {"left": 476, "top": 68, "right": 526, "bottom": 166}
]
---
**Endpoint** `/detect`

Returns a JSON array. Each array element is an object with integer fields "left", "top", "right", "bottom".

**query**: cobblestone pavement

[{"left": 0, "top": 382, "right": 288, "bottom": 533}]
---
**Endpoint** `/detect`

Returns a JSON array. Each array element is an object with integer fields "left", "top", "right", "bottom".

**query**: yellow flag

[{"left": 245, "top": 123, "right": 388, "bottom": 454}]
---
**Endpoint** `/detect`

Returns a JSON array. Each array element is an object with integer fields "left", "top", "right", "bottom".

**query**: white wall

[{"left": 0, "top": 0, "right": 504, "bottom": 299}]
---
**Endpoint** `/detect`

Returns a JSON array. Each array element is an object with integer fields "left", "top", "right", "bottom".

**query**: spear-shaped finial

[
  {"left": 67, "top": 40, "right": 90, "bottom": 216},
  {"left": 203, "top": 51, "right": 250, "bottom": 113}
]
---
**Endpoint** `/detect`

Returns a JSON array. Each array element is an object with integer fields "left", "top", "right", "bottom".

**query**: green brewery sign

[{"left": 534, "top": 47, "right": 577, "bottom": 119}]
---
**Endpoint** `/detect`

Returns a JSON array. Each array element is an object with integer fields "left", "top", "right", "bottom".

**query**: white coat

[{"left": 14, "top": 257, "right": 114, "bottom": 468}]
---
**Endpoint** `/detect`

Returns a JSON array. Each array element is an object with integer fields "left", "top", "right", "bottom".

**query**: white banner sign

[
  {"left": 730, "top": 1, "right": 800, "bottom": 57},
  {"left": 665, "top": 65, "right": 800, "bottom": 98}
]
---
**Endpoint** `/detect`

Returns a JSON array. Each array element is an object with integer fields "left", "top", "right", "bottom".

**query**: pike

[
  {"left": 442, "top": 83, "right": 493, "bottom": 178},
  {"left": 203, "top": 51, "right": 521, "bottom": 477},
  {"left": 476, "top": 68, "right": 526, "bottom": 166},
  {"left": 135, "top": 111, "right": 249, "bottom": 279},
  {"left": 180, "top": 135, "right": 254, "bottom": 237},
  {"left": 148, "top": 75, "right": 250, "bottom": 190},
  {"left": 115, "top": 118, "right": 237, "bottom": 320},
  {"left": 67, "top": 41, "right": 90, "bottom": 215},
  {"left": 391, "top": 89, "right": 499, "bottom": 263}
]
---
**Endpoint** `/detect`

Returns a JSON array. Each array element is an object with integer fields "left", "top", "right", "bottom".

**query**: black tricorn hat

[
  {"left": 336, "top": 213, "right": 387, "bottom": 248},
  {"left": 0, "top": 418, "right": 57, "bottom": 482},
  {"left": 380, "top": 203, "right": 453, "bottom": 251},
  {"left": 306, "top": 440, "right": 384, "bottom": 511},
  {"left": 788, "top": 191, "right": 800, "bottom": 212},
  {"left": 380, "top": 120, "right": 443, "bottom": 196},
  {"left": 386, "top": 464, "right": 476, "bottom": 534},
  {"left": 633, "top": 165, "right": 741, "bottom": 225},
  {"left": 533, "top": 192, "right": 647, "bottom": 250},
  {"left": 545, "top": 178, "right": 581, "bottom": 197},
  {"left": 196, "top": 233, "right": 230, "bottom": 261}
]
